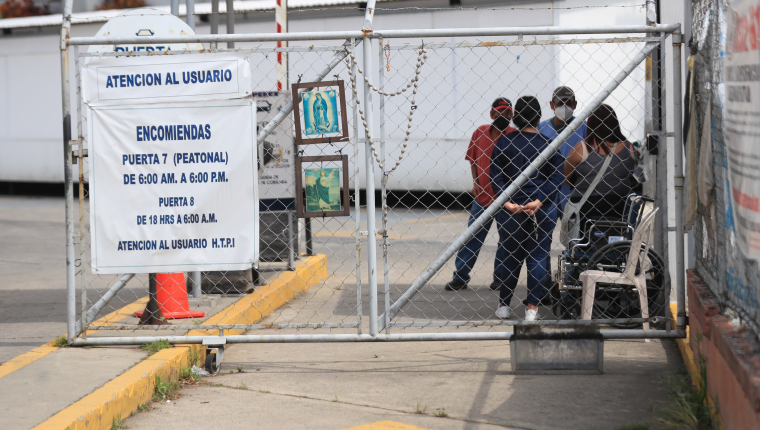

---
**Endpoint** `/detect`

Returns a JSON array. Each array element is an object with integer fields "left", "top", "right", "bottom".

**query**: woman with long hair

[
  {"left": 490, "top": 96, "right": 564, "bottom": 321},
  {"left": 564, "top": 104, "right": 635, "bottom": 226}
]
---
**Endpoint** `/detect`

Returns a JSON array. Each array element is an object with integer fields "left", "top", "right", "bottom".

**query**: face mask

[
  {"left": 554, "top": 105, "right": 574, "bottom": 122},
  {"left": 493, "top": 116, "right": 511, "bottom": 131}
]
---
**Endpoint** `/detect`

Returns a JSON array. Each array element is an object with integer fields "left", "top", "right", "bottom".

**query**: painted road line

[
  {"left": 33, "top": 254, "right": 327, "bottom": 430},
  {"left": 340, "top": 421, "right": 433, "bottom": 430},
  {"left": 0, "top": 296, "right": 149, "bottom": 380}
]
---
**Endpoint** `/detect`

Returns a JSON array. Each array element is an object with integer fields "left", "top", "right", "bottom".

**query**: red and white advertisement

[{"left": 726, "top": 0, "right": 760, "bottom": 258}]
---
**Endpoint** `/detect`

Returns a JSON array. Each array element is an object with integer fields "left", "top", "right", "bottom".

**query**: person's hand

[
  {"left": 521, "top": 199, "right": 543, "bottom": 216},
  {"left": 471, "top": 182, "right": 482, "bottom": 195},
  {"left": 504, "top": 202, "right": 522, "bottom": 213}
]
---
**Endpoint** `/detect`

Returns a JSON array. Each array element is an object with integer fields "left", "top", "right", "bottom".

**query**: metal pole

[
  {"left": 186, "top": 0, "right": 195, "bottom": 30},
  {"left": 350, "top": 38, "right": 362, "bottom": 335},
  {"left": 67, "top": 24, "right": 681, "bottom": 46},
  {"left": 380, "top": 42, "right": 660, "bottom": 323},
  {"left": 362, "top": 0, "right": 378, "bottom": 336},
  {"left": 71, "top": 328, "right": 684, "bottom": 346},
  {"left": 378, "top": 37, "right": 390, "bottom": 334},
  {"left": 139, "top": 273, "right": 168, "bottom": 325},
  {"left": 287, "top": 211, "right": 294, "bottom": 271},
  {"left": 305, "top": 218, "right": 313, "bottom": 255},
  {"left": 60, "top": 0, "right": 75, "bottom": 344},
  {"left": 75, "top": 274, "right": 134, "bottom": 335},
  {"left": 226, "top": 0, "right": 235, "bottom": 49},
  {"left": 276, "top": 0, "right": 288, "bottom": 91},
  {"left": 210, "top": 0, "right": 219, "bottom": 49},
  {"left": 171, "top": 0, "right": 179, "bottom": 16},
  {"left": 190, "top": 271, "right": 201, "bottom": 298},
  {"left": 74, "top": 44, "right": 87, "bottom": 338},
  {"left": 672, "top": 30, "right": 686, "bottom": 329}
]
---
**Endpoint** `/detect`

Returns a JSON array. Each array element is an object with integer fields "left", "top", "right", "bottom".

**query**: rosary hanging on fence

[{"left": 344, "top": 44, "right": 428, "bottom": 175}]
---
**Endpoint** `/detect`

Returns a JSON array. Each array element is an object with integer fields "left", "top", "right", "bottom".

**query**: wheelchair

[{"left": 549, "top": 194, "right": 670, "bottom": 328}]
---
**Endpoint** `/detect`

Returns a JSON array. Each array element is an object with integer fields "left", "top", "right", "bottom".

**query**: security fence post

[
  {"left": 60, "top": 0, "right": 76, "bottom": 344},
  {"left": 363, "top": 0, "right": 379, "bottom": 336},
  {"left": 672, "top": 28, "right": 686, "bottom": 330},
  {"left": 378, "top": 36, "right": 391, "bottom": 334}
]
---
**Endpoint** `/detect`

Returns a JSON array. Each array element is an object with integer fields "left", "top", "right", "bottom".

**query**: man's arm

[{"left": 471, "top": 164, "right": 481, "bottom": 195}]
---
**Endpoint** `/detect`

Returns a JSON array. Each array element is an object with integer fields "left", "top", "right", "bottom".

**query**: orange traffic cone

[{"left": 135, "top": 273, "right": 205, "bottom": 319}]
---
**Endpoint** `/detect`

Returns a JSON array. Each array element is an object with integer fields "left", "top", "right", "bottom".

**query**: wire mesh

[
  {"left": 70, "top": 30, "right": 673, "bottom": 341},
  {"left": 692, "top": 0, "right": 760, "bottom": 335}
]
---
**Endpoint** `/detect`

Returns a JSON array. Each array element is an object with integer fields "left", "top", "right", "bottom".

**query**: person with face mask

[
  {"left": 444, "top": 98, "right": 517, "bottom": 291},
  {"left": 490, "top": 96, "right": 563, "bottom": 321},
  {"left": 537, "top": 86, "right": 587, "bottom": 214},
  {"left": 533, "top": 86, "right": 588, "bottom": 308}
]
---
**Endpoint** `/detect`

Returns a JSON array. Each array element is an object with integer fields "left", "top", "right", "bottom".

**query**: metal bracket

[
  {"left": 672, "top": 33, "right": 684, "bottom": 44},
  {"left": 203, "top": 337, "right": 226, "bottom": 373}
]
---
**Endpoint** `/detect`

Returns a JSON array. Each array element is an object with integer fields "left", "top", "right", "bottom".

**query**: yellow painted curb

[
  {"left": 0, "top": 297, "right": 149, "bottom": 380},
  {"left": 340, "top": 421, "right": 433, "bottom": 430},
  {"left": 31, "top": 344, "right": 203, "bottom": 430},
  {"left": 33, "top": 255, "right": 327, "bottom": 430},
  {"left": 669, "top": 303, "right": 725, "bottom": 430}
]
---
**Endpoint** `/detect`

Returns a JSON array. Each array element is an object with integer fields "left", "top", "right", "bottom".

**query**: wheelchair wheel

[{"left": 585, "top": 240, "right": 670, "bottom": 328}]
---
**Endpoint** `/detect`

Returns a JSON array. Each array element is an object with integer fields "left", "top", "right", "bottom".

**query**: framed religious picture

[
  {"left": 295, "top": 155, "right": 350, "bottom": 218},
  {"left": 292, "top": 80, "right": 349, "bottom": 145}
]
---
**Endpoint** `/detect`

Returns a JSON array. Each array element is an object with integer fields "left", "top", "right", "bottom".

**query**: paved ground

[
  {"left": 124, "top": 336, "right": 682, "bottom": 430},
  {"left": 0, "top": 196, "right": 67, "bottom": 364},
  {"left": 0, "top": 195, "right": 682, "bottom": 429}
]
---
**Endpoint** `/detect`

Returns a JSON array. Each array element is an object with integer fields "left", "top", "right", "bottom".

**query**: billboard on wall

[{"left": 725, "top": 0, "right": 760, "bottom": 259}]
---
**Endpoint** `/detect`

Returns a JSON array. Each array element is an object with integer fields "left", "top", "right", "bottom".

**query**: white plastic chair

[{"left": 579, "top": 208, "right": 658, "bottom": 336}]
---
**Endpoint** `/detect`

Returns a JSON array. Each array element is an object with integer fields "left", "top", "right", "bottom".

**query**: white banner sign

[
  {"left": 89, "top": 99, "right": 258, "bottom": 274},
  {"left": 726, "top": 0, "right": 760, "bottom": 259},
  {"left": 256, "top": 91, "right": 295, "bottom": 211},
  {"left": 82, "top": 52, "right": 252, "bottom": 106}
]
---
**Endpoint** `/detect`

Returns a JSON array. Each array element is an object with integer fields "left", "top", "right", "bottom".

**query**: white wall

[{"left": 0, "top": 0, "right": 673, "bottom": 187}]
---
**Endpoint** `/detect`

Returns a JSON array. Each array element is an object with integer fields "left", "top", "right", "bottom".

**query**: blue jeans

[
  {"left": 496, "top": 202, "right": 557, "bottom": 307},
  {"left": 452, "top": 201, "right": 508, "bottom": 284}
]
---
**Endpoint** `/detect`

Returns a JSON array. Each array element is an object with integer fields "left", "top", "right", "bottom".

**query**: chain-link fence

[
  {"left": 692, "top": 0, "right": 760, "bottom": 335},
  {"left": 61, "top": 11, "right": 683, "bottom": 348}
]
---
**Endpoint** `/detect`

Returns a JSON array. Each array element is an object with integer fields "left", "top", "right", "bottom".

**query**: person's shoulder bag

[{"left": 560, "top": 141, "right": 619, "bottom": 247}]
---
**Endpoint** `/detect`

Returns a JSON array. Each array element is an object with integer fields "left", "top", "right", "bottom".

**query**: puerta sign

[
  {"left": 87, "top": 8, "right": 203, "bottom": 54},
  {"left": 84, "top": 53, "right": 258, "bottom": 274}
]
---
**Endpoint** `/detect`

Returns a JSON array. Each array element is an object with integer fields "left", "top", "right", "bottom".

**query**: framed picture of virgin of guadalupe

[
  {"left": 291, "top": 80, "right": 349, "bottom": 145},
  {"left": 295, "top": 155, "right": 350, "bottom": 218}
]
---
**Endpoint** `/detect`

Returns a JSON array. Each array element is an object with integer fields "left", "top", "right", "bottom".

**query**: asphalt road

[{"left": 0, "top": 196, "right": 68, "bottom": 364}]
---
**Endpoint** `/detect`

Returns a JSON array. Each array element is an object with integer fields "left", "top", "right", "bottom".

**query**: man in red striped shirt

[{"left": 445, "top": 98, "right": 517, "bottom": 291}]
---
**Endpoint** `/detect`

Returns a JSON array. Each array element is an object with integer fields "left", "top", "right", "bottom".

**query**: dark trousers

[
  {"left": 452, "top": 201, "right": 508, "bottom": 284},
  {"left": 496, "top": 202, "right": 557, "bottom": 307}
]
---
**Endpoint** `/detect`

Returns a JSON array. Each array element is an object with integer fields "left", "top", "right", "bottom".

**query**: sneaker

[
  {"left": 489, "top": 281, "right": 502, "bottom": 291},
  {"left": 495, "top": 305, "right": 511, "bottom": 319},
  {"left": 444, "top": 280, "right": 468, "bottom": 291},
  {"left": 525, "top": 308, "right": 538, "bottom": 321}
]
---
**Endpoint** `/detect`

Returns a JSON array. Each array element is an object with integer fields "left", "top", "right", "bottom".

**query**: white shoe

[
  {"left": 525, "top": 308, "right": 538, "bottom": 321},
  {"left": 495, "top": 305, "right": 511, "bottom": 319}
]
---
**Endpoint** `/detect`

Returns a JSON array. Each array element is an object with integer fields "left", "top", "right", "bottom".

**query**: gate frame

[{"left": 59, "top": 0, "right": 686, "bottom": 346}]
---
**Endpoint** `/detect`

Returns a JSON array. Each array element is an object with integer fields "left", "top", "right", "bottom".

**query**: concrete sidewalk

[{"left": 122, "top": 335, "right": 682, "bottom": 430}]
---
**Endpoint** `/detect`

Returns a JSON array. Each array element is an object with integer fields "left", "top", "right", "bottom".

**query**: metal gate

[{"left": 59, "top": 1, "right": 686, "bottom": 351}]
